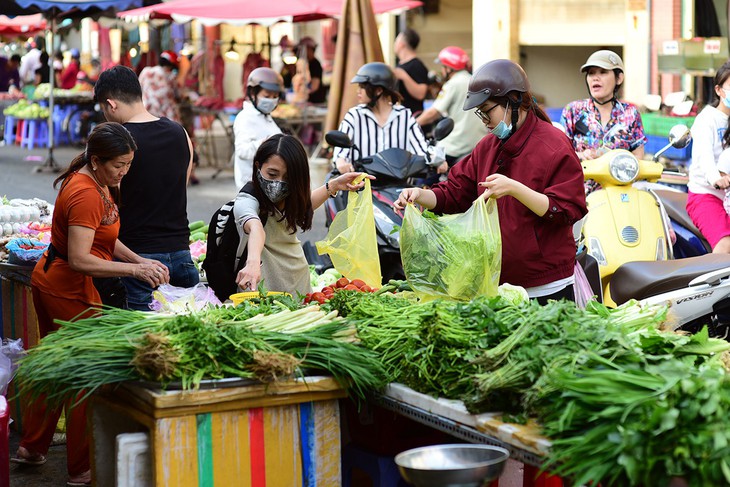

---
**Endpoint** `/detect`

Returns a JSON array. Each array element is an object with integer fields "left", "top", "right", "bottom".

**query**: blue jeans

[{"left": 122, "top": 250, "right": 200, "bottom": 311}]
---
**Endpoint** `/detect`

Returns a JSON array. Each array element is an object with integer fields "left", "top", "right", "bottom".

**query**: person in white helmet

[{"left": 232, "top": 67, "right": 284, "bottom": 188}]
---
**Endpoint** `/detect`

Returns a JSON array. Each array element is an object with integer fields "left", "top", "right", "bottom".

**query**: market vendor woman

[
  {"left": 395, "top": 60, "right": 587, "bottom": 304},
  {"left": 11, "top": 123, "right": 170, "bottom": 486}
]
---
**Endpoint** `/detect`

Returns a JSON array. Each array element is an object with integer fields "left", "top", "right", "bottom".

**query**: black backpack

[{"left": 202, "top": 182, "right": 269, "bottom": 302}]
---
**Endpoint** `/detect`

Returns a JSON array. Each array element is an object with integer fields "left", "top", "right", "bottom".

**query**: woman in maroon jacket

[{"left": 395, "top": 59, "right": 587, "bottom": 304}]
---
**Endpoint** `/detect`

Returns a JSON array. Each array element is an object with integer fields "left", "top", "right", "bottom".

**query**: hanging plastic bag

[
  {"left": 315, "top": 177, "right": 382, "bottom": 287},
  {"left": 400, "top": 196, "right": 502, "bottom": 301},
  {"left": 573, "top": 260, "right": 594, "bottom": 309},
  {"left": 0, "top": 338, "right": 23, "bottom": 396}
]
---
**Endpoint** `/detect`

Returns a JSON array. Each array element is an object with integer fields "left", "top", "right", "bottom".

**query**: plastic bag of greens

[
  {"left": 400, "top": 196, "right": 501, "bottom": 301},
  {"left": 315, "top": 177, "right": 382, "bottom": 288}
]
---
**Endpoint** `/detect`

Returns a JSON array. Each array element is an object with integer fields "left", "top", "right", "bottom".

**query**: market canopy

[
  {"left": 0, "top": 14, "right": 46, "bottom": 35},
  {"left": 118, "top": 0, "right": 422, "bottom": 26},
  {"left": 13, "top": 0, "right": 142, "bottom": 11}
]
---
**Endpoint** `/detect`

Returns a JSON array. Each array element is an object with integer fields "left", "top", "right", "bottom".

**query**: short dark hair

[
  {"left": 10, "top": 54, "right": 21, "bottom": 64},
  {"left": 94, "top": 65, "right": 143, "bottom": 105},
  {"left": 401, "top": 28, "right": 420, "bottom": 50},
  {"left": 252, "top": 134, "right": 313, "bottom": 233}
]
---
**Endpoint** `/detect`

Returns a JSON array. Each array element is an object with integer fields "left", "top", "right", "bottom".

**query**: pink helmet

[{"left": 436, "top": 46, "right": 469, "bottom": 71}]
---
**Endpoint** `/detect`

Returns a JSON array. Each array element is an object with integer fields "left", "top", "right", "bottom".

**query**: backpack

[{"left": 202, "top": 182, "right": 268, "bottom": 302}]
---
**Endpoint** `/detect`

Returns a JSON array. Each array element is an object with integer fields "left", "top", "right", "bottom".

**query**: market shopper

[
  {"left": 416, "top": 46, "right": 487, "bottom": 172},
  {"left": 394, "top": 59, "right": 588, "bottom": 304},
  {"left": 94, "top": 65, "right": 199, "bottom": 310},
  {"left": 297, "top": 36, "right": 326, "bottom": 104},
  {"left": 233, "top": 67, "right": 284, "bottom": 188},
  {"left": 138, "top": 49, "right": 180, "bottom": 122},
  {"left": 333, "top": 62, "right": 430, "bottom": 174},
  {"left": 11, "top": 123, "right": 169, "bottom": 486},
  {"left": 560, "top": 50, "right": 646, "bottom": 164},
  {"left": 393, "top": 28, "right": 429, "bottom": 115},
  {"left": 0, "top": 54, "right": 21, "bottom": 92},
  {"left": 59, "top": 48, "right": 81, "bottom": 90},
  {"left": 686, "top": 61, "right": 730, "bottom": 253},
  {"left": 234, "top": 134, "right": 370, "bottom": 295}
]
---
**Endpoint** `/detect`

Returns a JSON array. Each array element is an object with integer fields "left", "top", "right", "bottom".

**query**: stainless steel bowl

[{"left": 395, "top": 444, "right": 510, "bottom": 487}]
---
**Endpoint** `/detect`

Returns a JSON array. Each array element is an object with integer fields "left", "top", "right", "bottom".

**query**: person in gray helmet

[
  {"left": 233, "top": 67, "right": 285, "bottom": 188},
  {"left": 395, "top": 59, "right": 587, "bottom": 304},
  {"left": 333, "top": 62, "right": 429, "bottom": 174}
]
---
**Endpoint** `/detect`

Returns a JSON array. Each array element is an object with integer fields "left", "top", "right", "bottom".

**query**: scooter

[
  {"left": 580, "top": 124, "right": 692, "bottom": 306},
  {"left": 322, "top": 118, "right": 454, "bottom": 282}
]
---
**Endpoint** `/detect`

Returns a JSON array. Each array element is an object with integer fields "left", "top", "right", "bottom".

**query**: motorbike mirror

[
  {"left": 325, "top": 130, "right": 354, "bottom": 148},
  {"left": 433, "top": 118, "right": 454, "bottom": 141},
  {"left": 668, "top": 124, "right": 691, "bottom": 149}
]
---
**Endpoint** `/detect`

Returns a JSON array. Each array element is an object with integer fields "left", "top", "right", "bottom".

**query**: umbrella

[
  {"left": 10, "top": 0, "right": 143, "bottom": 173},
  {"left": 324, "top": 0, "right": 384, "bottom": 133},
  {"left": 0, "top": 14, "right": 47, "bottom": 35},
  {"left": 118, "top": 0, "right": 422, "bottom": 26}
]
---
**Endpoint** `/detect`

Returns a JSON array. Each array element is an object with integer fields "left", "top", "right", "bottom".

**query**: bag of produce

[
  {"left": 6, "top": 238, "right": 48, "bottom": 266},
  {"left": 401, "top": 196, "right": 501, "bottom": 301},
  {"left": 316, "top": 177, "right": 382, "bottom": 288}
]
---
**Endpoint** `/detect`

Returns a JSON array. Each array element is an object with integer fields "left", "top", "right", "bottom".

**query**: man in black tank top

[{"left": 94, "top": 65, "right": 199, "bottom": 310}]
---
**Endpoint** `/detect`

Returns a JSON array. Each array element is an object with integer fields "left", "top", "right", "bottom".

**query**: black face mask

[{"left": 257, "top": 170, "right": 289, "bottom": 203}]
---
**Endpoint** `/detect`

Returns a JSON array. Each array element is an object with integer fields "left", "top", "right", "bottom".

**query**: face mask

[
  {"left": 256, "top": 96, "right": 278, "bottom": 114},
  {"left": 257, "top": 170, "right": 289, "bottom": 203},
  {"left": 722, "top": 89, "right": 730, "bottom": 109},
  {"left": 490, "top": 110, "right": 513, "bottom": 139}
]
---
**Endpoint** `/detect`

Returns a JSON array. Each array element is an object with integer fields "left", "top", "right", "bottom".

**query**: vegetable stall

[{"left": 13, "top": 283, "right": 730, "bottom": 486}]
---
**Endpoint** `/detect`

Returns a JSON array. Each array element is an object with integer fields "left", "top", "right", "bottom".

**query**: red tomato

[
  {"left": 336, "top": 277, "right": 350, "bottom": 289},
  {"left": 311, "top": 292, "right": 327, "bottom": 304},
  {"left": 350, "top": 279, "right": 367, "bottom": 289},
  {"left": 344, "top": 284, "right": 359, "bottom": 291},
  {"left": 360, "top": 285, "right": 373, "bottom": 293},
  {"left": 322, "top": 287, "right": 334, "bottom": 296}
]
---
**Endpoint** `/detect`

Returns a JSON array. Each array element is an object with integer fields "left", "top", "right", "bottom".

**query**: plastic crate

[
  {"left": 642, "top": 113, "right": 695, "bottom": 137},
  {"left": 644, "top": 133, "right": 692, "bottom": 160}
]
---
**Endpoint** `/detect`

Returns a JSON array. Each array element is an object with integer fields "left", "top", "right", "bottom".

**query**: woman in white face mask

[
  {"left": 685, "top": 61, "right": 730, "bottom": 254},
  {"left": 232, "top": 67, "right": 285, "bottom": 189},
  {"left": 233, "top": 134, "right": 370, "bottom": 295}
]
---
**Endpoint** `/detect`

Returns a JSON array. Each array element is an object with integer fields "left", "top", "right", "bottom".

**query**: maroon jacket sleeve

[
  {"left": 540, "top": 147, "right": 588, "bottom": 226},
  {"left": 431, "top": 140, "right": 492, "bottom": 214}
]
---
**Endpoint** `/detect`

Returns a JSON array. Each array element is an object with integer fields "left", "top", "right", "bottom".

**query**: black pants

[{"left": 535, "top": 284, "right": 575, "bottom": 306}]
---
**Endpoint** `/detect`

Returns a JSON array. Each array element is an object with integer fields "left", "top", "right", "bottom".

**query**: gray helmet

[
  {"left": 351, "top": 62, "right": 397, "bottom": 92},
  {"left": 247, "top": 67, "right": 284, "bottom": 93},
  {"left": 580, "top": 50, "right": 624, "bottom": 73},
  {"left": 463, "top": 59, "right": 530, "bottom": 111}
]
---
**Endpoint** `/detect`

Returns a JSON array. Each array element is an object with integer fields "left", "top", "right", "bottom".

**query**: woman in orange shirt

[{"left": 11, "top": 122, "right": 170, "bottom": 487}]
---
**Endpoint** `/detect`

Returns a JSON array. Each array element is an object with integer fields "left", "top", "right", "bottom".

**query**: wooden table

[{"left": 91, "top": 376, "right": 346, "bottom": 487}]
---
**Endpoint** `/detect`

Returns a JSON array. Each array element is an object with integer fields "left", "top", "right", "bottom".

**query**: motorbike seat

[
  {"left": 654, "top": 189, "right": 711, "bottom": 252},
  {"left": 611, "top": 254, "right": 730, "bottom": 305}
]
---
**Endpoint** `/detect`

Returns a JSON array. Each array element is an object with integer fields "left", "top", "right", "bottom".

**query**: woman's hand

[
  {"left": 332, "top": 172, "right": 375, "bottom": 192},
  {"left": 479, "top": 173, "right": 519, "bottom": 199},
  {"left": 236, "top": 261, "right": 262, "bottom": 292},
  {"left": 394, "top": 188, "right": 423, "bottom": 211},
  {"left": 714, "top": 174, "right": 730, "bottom": 189},
  {"left": 133, "top": 261, "right": 169, "bottom": 287}
]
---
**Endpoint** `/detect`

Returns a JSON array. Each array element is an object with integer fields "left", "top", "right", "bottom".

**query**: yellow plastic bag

[
  {"left": 400, "top": 196, "right": 501, "bottom": 301},
  {"left": 315, "top": 178, "right": 382, "bottom": 287}
]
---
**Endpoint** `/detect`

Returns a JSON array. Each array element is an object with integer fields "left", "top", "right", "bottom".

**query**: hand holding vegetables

[
  {"left": 393, "top": 187, "right": 437, "bottom": 210},
  {"left": 236, "top": 259, "right": 262, "bottom": 291}
]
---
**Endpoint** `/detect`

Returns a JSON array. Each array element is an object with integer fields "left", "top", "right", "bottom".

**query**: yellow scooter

[{"left": 580, "top": 125, "right": 691, "bottom": 306}]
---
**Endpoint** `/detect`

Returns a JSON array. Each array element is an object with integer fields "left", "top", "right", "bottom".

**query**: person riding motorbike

[
  {"left": 233, "top": 67, "right": 284, "bottom": 188},
  {"left": 333, "top": 62, "right": 430, "bottom": 174},
  {"left": 560, "top": 50, "right": 646, "bottom": 193},
  {"left": 416, "top": 46, "right": 487, "bottom": 175}
]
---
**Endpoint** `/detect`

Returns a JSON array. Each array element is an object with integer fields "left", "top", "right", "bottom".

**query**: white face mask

[
  {"left": 256, "top": 96, "right": 279, "bottom": 114},
  {"left": 722, "top": 88, "right": 730, "bottom": 109}
]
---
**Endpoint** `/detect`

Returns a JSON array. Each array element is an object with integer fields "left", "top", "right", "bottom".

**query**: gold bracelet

[{"left": 325, "top": 181, "right": 338, "bottom": 198}]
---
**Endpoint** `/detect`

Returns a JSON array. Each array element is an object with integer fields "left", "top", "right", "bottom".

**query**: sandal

[
  {"left": 10, "top": 446, "right": 47, "bottom": 466},
  {"left": 67, "top": 469, "right": 91, "bottom": 486}
]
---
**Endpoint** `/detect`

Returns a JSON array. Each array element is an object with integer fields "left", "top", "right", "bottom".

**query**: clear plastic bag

[
  {"left": 0, "top": 338, "right": 23, "bottom": 395},
  {"left": 316, "top": 178, "right": 382, "bottom": 287},
  {"left": 401, "top": 196, "right": 502, "bottom": 301},
  {"left": 149, "top": 283, "right": 222, "bottom": 313}
]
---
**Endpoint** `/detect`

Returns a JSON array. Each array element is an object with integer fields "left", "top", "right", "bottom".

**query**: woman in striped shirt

[{"left": 334, "top": 62, "right": 429, "bottom": 173}]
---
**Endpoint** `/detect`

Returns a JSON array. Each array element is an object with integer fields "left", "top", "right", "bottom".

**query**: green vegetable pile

[{"left": 16, "top": 295, "right": 386, "bottom": 404}]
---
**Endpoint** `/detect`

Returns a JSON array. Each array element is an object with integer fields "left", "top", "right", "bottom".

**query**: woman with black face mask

[
  {"left": 233, "top": 67, "right": 285, "bottom": 189},
  {"left": 232, "top": 134, "right": 370, "bottom": 295}
]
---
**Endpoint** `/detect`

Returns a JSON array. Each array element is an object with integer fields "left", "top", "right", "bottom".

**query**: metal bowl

[{"left": 395, "top": 444, "right": 510, "bottom": 487}]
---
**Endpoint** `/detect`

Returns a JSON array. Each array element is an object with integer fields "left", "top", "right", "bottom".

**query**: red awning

[
  {"left": 0, "top": 14, "right": 47, "bottom": 35},
  {"left": 118, "top": 0, "right": 422, "bottom": 25}
]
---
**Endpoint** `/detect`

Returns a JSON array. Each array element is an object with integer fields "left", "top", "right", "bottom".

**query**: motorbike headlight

[{"left": 608, "top": 153, "right": 639, "bottom": 184}]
